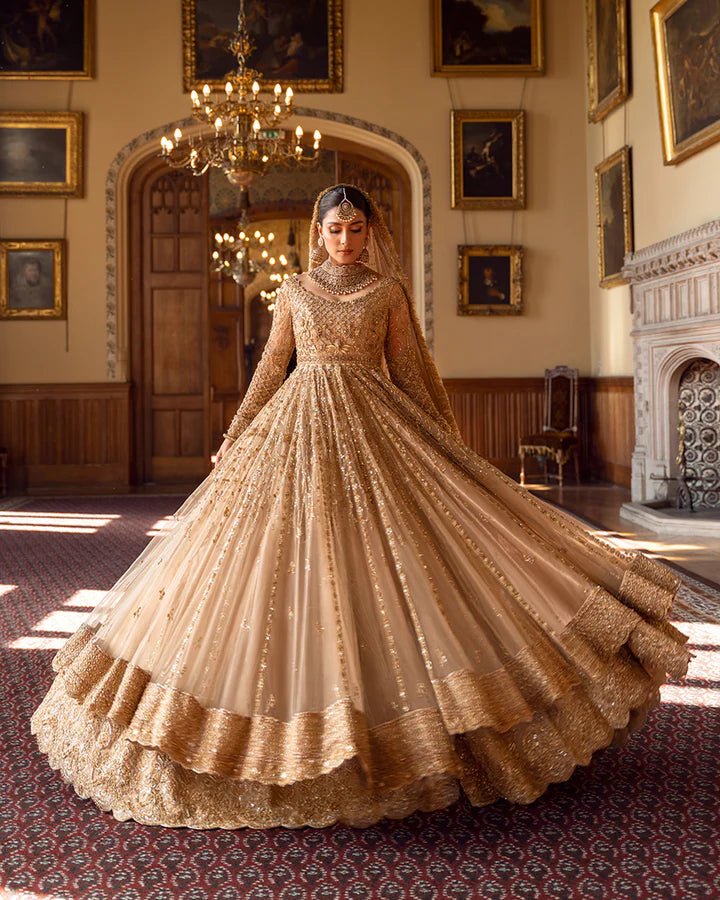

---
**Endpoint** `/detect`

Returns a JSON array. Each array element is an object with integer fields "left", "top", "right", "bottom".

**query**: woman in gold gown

[{"left": 31, "top": 184, "right": 689, "bottom": 829}]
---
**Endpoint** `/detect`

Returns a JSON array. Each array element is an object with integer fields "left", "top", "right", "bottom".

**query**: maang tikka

[{"left": 335, "top": 187, "right": 357, "bottom": 223}]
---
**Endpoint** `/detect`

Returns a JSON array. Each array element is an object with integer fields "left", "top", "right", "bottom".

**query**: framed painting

[
  {"left": 0, "top": 240, "right": 66, "bottom": 320},
  {"left": 433, "top": 0, "right": 544, "bottom": 77},
  {"left": 0, "top": 0, "right": 93, "bottom": 80},
  {"left": 651, "top": 0, "right": 720, "bottom": 165},
  {"left": 451, "top": 110, "right": 525, "bottom": 209},
  {"left": 594, "top": 146, "right": 633, "bottom": 288},
  {"left": 586, "top": 0, "right": 630, "bottom": 122},
  {"left": 0, "top": 111, "right": 83, "bottom": 197},
  {"left": 458, "top": 245, "right": 524, "bottom": 316},
  {"left": 182, "top": 0, "right": 343, "bottom": 92}
]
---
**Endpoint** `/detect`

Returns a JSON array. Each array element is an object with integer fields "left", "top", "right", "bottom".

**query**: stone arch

[
  {"left": 104, "top": 108, "right": 433, "bottom": 380},
  {"left": 653, "top": 344, "right": 720, "bottom": 467}
]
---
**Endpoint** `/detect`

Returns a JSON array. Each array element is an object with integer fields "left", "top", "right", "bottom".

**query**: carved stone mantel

[{"left": 623, "top": 219, "right": 720, "bottom": 504}]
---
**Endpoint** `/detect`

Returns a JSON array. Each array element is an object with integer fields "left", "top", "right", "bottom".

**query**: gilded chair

[{"left": 519, "top": 366, "right": 580, "bottom": 487}]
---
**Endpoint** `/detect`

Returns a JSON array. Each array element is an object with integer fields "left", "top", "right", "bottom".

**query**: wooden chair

[{"left": 519, "top": 366, "right": 580, "bottom": 487}]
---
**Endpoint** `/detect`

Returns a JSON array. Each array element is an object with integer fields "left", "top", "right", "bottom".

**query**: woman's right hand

[{"left": 213, "top": 437, "right": 234, "bottom": 467}]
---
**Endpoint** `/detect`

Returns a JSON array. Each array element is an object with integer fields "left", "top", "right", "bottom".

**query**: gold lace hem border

[{"left": 47, "top": 553, "right": 689, "bottom": 788}]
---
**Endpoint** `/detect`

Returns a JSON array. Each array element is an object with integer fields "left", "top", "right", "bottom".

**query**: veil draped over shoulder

[{"left": 307, "top": 184, "right": 459, "bottom": 435}]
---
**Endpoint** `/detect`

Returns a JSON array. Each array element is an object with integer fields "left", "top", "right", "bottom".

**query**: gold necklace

[{"left": 307, "top": 258, "right": 378, "bottom": 295}]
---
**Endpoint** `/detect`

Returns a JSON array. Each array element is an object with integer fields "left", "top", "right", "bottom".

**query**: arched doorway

[{"left": 127, "top": 135, "right": 412, "bottom": 486}]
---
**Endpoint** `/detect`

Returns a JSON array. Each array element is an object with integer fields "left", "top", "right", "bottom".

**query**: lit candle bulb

[
  {"left": 223, "top": 232, "right": 230, "bottom": 241},
  {"left": 274, "top": 83, "right": 281, "bottom": 97},
  {"left": 267, "top": 232, "right": 275, "bottom": 241},
  {"left": 225, "top": 81, "right": 233, "bottom": 96},
  {"left": 191, "top": 89, "right": 199, "bottom": 105},
  {"left": 212, "top": 250, "right": 219, "bottom": 259},
  {"left": 279, "top": 254, "right": 287, "bottom": 265},
  {"left": 261, "top": 154, "right": 269, "bottom": 162},
  {"left": 160, "top": 136, "right": 167, "bottom": 150},
  {"left": 313, "top": 129, "right": 321, "bottom": 141},
  {"left": 214, "top": 117, "right": 223, "bottom": 131},
  {"left": 274, "top": 104, "right": 281, "bottom": 116},
  {"left": 269, "top": 257, "right": 275, "bottom": 265},
  {"left": 261, "top": 250, "right": 268, "bottom": 259},
  {"left": 202, "top": 83, "right": 211, "bottom": 97},
  {"left": 254, "top": 230, "right": 261, "bottom": 238},
  {"left": 215, "top": 233, "right": 222, "bottom": 242},
  {"left": 167, "top": 139, "right": 174, "bottom": 151},
  {"left": 252, "top": 81, "right": 260, "bottom": 95},
  {"left": 285, "top": 87, "right": 293, "bottom": 101},
  {"left": 239, "top": 231, "right": 245, "bottom": 240},
  {"left": 295, "top": 125, "right": 303, "bottom": 138},
  {"left": 252, "top": 119, "right": 261, "bottom": 133},
  {"left": 259, "top": 236, "right": 266, "bottom": 244},
  {"left": 174, "top": 128, "right": 182, "bottom": 141}
]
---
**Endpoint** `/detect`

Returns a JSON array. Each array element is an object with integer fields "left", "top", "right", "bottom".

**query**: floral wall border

[{"left": 105, "top": 108, "right": 434, "bottom": 380}]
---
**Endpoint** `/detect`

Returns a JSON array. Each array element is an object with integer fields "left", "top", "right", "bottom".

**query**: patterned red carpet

[{"left": 1, "top": 495, "right": 718, "bottom": 899}]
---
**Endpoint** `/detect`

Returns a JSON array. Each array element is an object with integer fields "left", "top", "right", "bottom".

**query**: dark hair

[{"left": 318, "top": 184, "right": 372, "bottom": 224}]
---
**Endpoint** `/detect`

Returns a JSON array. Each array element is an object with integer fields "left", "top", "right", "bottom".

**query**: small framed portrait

[
  {"left": 0, "top": 0, "right": 93, "bottom": 80},
  {"left": 183, "top": 0, "right": 343, "bottom": 92},
  {"left": 586, "top": 0, "right": 630, "bottom": 122},
  {"left": 594, "top": 146, "right": 633, "bottom": 288},
  {"left": 433, "top": 0, "right": 544, "bottom": 77},
  {"left": 451, "top": 110, "right": 525, "bottom": 209},
  {"left": 458, "top": 245, "right": 524, "bottom": 316},
  {"left": 0, "top": 240, "right": 66, "bottom": 320},
  {"left": 0, "top": 111, "right": 83, "bottom": 197},
  {"left": 651, "top": 0, "right": 720, "bottom": 165}
]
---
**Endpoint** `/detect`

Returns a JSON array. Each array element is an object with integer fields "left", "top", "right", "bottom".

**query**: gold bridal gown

[{"left": 31, "top": 273, "right": 690, "bottom": 829}]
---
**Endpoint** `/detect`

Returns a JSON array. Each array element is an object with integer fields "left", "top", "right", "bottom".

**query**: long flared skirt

[{"left": 31, "top": 362, "right": 690, "bottom": 828}]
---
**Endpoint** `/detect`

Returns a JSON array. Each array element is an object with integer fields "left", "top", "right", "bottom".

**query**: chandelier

[
  {"left": 211, "top": 217, "right": 291, "bottom": 287},
  {"left": 160, "top": 0, "right": 321, "bottom": 186}
]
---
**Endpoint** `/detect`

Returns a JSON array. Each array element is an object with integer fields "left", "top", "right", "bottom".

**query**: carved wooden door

[{"left": 134, "top": 168, "right": 210, "bottom": 484}]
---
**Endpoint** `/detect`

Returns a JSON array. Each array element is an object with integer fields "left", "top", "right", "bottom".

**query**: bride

[{"left": 31, "top": 184, "right": 689, "bottom": 829}]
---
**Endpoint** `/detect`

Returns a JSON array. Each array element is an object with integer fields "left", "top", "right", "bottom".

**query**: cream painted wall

[
  {"left": 587, "top": 0, "right": 720, "bottom": 377},
  {"left": 0, "top": 0, "right": 591, "bottom": 383}
]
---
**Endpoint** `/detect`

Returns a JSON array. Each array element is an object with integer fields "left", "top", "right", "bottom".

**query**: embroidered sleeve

[
  {"left": 384, "top": 283, "right": 459, "bottom": 436},
  {"left": 224, "top": 286, "right": 295, "bottom": 441}
]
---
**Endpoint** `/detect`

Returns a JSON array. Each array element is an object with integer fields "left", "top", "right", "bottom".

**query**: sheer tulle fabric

[{"left": 31, "top": 234, "right": 689, "bottom": 829}]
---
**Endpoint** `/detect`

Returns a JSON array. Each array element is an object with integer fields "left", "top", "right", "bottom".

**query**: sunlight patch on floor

[
  {"left": 32, "top": 609, "right": 90, "bottom": 634},
  {"left": 0, "top": 511, "right": 120, "bottom": 535},
  {"left": 63, "top": 589, "right": 108, "bottom": 608},
  {"left": 7, "top": 635, "right": 66, "bottom": 651},
  {"left": 0, "top": 584, "right": 18, "bottom": 598},
  {"left": 146, "top": 515, "right": 177, "bottom": 537}
]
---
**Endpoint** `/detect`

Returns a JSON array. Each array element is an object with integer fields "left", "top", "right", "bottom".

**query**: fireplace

[{"left": 621, "top": 219, "right": 720, "bottom": 533}]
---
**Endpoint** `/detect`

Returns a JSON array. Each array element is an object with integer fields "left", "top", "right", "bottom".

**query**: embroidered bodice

[{"left": 225, "top": 274, "right": 454, "bottom": 440}]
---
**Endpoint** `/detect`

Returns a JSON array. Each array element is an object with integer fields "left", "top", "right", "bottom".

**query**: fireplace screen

[{"left": 678, "top": 360, "right": 720, "bottom": 509}]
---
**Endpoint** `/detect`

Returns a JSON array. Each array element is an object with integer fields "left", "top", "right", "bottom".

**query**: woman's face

[{"left": 317, "top": 207, "right": 368, "bottom": 265}]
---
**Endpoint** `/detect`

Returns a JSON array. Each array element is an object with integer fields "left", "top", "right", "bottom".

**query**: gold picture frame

[
  {"left": 651, "top": 0, "right": 720, "bottom": 165},
  {"left": 594, "top": 146, "right": 633, "bottom": 287},
  {"left": 0, "top": 240, "right": 66, "bottom": 320},
  {"left": 458, "top": 245, "right": 524, "bottom": 316},
  {"left": 182, "top": 0, "right": 344, "bottom": 93},
  {"left": 433, "top": 0, "right": 544, "bottom": 77},
  {"left": 586, "top": 0, "right": 630, "bottom": 123},
  {"left": 451, "top": 110, "right": 525, "bottom": 210},
  {"left": 0, "top": 0, "right": 93, "bottom": 80},
  {"left": 0, "top": 111, "right": 83, "bottom": 197}
]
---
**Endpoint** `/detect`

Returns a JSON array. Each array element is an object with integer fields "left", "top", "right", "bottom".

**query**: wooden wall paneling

[
  {"left": 444, "top": 376, "right": 634, "bottom": 486},
  {"left": 586, "top": 377, "right": 634, "bottom": 487},
  {"left": 0, "top": 384, "right": 131, "bottom": 492}
]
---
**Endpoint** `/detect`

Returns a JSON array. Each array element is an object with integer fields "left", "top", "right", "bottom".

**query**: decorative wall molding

[
  {"left": 623, "top": 218, "right": 720, "bottom": 283},
  {"left": 626, "top": 218, "right": 720, "bottom": 503},
  {"left": 105, "top": 109, "right": 433, "bottom": 380}
]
